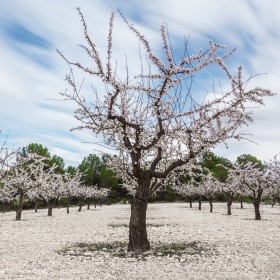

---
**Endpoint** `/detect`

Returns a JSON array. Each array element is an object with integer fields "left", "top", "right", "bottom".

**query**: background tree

[
  {"left": 78, "top": 154, "right": 101, "bottom": 186},
  {"left": 0, "top": 131, "right": 17, "bottom": 180},
  {"left": 237, "top": 162, "right": 273, "bottom": 220},
  {"left": 59, "top": 9, "right": 273, "bottom": 252},
  {"left": 268, "top": 155, "right": 280, "bottom": 206}
]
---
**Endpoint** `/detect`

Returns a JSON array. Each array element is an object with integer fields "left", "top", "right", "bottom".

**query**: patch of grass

[{"left": 58, "top": 240, "right": 215, "bottom": 261}]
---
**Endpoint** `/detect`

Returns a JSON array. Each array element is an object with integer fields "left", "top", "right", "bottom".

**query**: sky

[{"left": 0, "top": 0, "right": 279, "bottom": 167}]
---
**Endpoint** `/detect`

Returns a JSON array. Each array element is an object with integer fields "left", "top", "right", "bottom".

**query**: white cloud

[{"left": 0, "top": 0, "right": 279, "bottom": 166}]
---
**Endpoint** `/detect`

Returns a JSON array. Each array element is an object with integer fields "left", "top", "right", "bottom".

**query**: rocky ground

[{"left": 0, "top": 202, "right": 279, "bottom": 280}]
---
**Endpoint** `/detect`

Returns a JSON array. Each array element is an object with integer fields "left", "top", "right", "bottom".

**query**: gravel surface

[{"left": 0, "top": 202, "right": 279, "bottom": 280}]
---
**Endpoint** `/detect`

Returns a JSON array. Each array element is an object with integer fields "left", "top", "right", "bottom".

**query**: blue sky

[{"left": 0, "top": 0, "right": 279, "bottom": 166}]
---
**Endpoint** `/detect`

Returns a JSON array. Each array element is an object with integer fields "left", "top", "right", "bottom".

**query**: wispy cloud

[{"left": 0, "top": 0, "right": 279, "bottom": 166}]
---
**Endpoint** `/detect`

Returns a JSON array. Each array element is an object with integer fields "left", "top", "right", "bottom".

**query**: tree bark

[
  {"left": 227, "top": 193, "right": 234, "bottom": 215},
  {"left": 16, "top": 190, "right": 24, "bottom": 221},
  {"left": 253, "top": 201, "right": 261, "bottom": 220},
  {"left": 128, "top": 196, "right": 150, "bottom": 253},
  {"left": 209, "top": 200, "right": 213, "bottom": 213},
  {"left": 47, "top": 201, "right": 53, "bottom": 216},
  {"left": 198, "top": 198, "right": 202, "bottom": 210},
  {"left": 189, "top": 197, "right": 193, "bottom": 208},
  {"left": 35, "top": 198, "right": 38, "bottom": 213},
  {"left": 67, "top": 205, "right": 70, "bottom": 214},
  {"left": 240, "top": 200, "right": 243, "bottom": 209},
  {"left": 87, "top": 203, "right": 90, "bottom": 210},
  {"left": 272, "top": 197, "right": 276, "bottom": 207},
  {"left": 78, "top": 198, "right": 83, "bottom": 212}
]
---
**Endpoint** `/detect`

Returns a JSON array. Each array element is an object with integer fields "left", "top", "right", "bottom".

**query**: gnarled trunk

[
  {"left": 16, "top": 190, "right": 24, "bottom": 221},
  {"left": 128, "top": 196, "right": 150, "bottom": 253}
]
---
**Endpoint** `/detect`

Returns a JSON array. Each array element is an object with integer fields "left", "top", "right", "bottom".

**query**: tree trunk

[
  {"left": 128, "top": 196, "right": 150, "bottom": 253},
  {"left": 189, "top": 197, "right": 193, "bottom": 208},
  {"left": 2, "top": 202, "right": 5, "bottom": 213},
  {"left": 78, "top": 198, "right": 83, "bottom": 212},
  {"left": 254, "top": 201, "right": 261, "bottom": 220},
  {"left": 94, "top": 201, "right": 97, "bottom": 208},
  {"left": 16, "top": 190, "right": 24, "bottom": 221},
  {"left": 209, "top": 200, "right": 213, "bottom": 213},
  {"left": 47, "top": 201, "right": 53, "bottom": 216},
  {"left": 66, "top": 200, "right": 70, "bottom": 214},
  {"left": 198, "top": 198, "right": 202, "bottom": 210},
  {"left": 227, "top": 197, "right": 232, "bottom": 215},
  {"left": 227, "top": 192, "right": 234, "bottom": 215},
  {"left": 35, "top": 198, "right": 38, "bottom": 213},
  {"left": 240, "top": 200, "right": 243, "bottom": 209},
  {"left": 272, "top": 197, "right": 276, "bottom": 207},
  {"left": 87, "top": 203, "right": 90, "bottom": 210}
]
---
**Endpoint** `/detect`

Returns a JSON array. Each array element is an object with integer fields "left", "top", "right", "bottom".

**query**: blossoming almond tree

[
  {"left": 59, "top": 9, "right": 274, "bottom": 252},
  {"left": 199, "top": 173, "right": 221, "bottom": 213},
  {"left": 268, "top": 154, "right": 280, "bottom": 207},
  {"left": 236, "top": 162, "right": 273, "bottom": 220},
  {"left": 222, "top": 166, "right": 240, "bottom": 216},
  {"left": 0, "top": 131, "right": 17, "bottom": 181},
  {"left": 2, "top": 153, "right": 44, "bottom": 220}
]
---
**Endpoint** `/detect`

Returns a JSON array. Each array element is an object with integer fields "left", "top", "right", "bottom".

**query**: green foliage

[
  {"left": 201, "top": 151, "right": 232, "bottom": 182},
  {"left": 49, "top": 155, "right": 65, "bottom": 174},
  {"left": 20, "top": 143, "right": 65, "bottom": 173},
  {"left": 65, "top": 165, "right": 77, "bottom": 175},
  {"left": 148, "top": 186, "right": 178, "bottom": 202},
  {"left": 236, "top": 154, "right": 263, "bottom": 169},
  {"left": 21, "top": 143, "right": 50, "bottom": 158},
  {"left": 78, "top": 154, "right": 102, "bottom": 185}
]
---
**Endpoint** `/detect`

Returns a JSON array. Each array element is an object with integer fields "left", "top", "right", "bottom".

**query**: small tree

[
  {"left": 0, "top": 131, "right": 17, "bottom": 180},
  {"left": 268, "top": 154, "right": 280, "bottom": 207},
  {"left": 60, "top": 172, "right": 82, "bottom": 214},
  {"left": 2, "top": 153, "right": 44, "bottom": 220},
  {"left": 199, "top": 173, "right": 220, "bottom": 213},
  {"left": 59, "top": 9, "right": 274, "bottom": 252},
  {"left": 237, "top": 162, "right": 272, "bottom": 220}
]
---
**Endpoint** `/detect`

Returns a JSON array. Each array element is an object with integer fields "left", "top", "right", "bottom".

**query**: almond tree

[
  {"left": 31, "top": 163, "right": 60, "bottom": 216},
  {"left": 83, "top": 186, "right": 110, "bottom": 209},
  {"left": 0, "top": 131, "right": 17, "bottom": 180},
  {"left": 237, "top": 162, "right": 273, "bottom": 220},
  {"left": 59, "top": 9, "right": 273, "bottom": 252},
  {"left": 222, "top": 166, "right": 240, "bottom": 216},
  {"left": 268, "top": 154, "right": 280, "bottom": 207},
  {"left": 2, "top": 153, "right": 44, "bottom": 220},
  {"left": 173, "top": 181, "right": 196, "bottom": 208},
  {"left": 60, "top": 172, "right": 82, "bottom": 214},
  {"left": 199, "top": 173, "right": 221, "bottom": 213}
]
